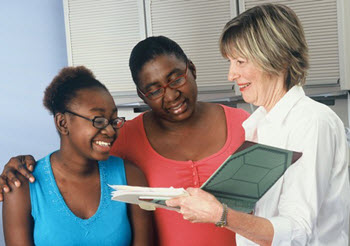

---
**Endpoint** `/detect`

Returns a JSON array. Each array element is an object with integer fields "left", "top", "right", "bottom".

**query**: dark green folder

[{"left": 201, "top": 141, "right": 302, "bottom": 213}]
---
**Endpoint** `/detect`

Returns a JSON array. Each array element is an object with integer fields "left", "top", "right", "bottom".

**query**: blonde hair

[{"left": 220, "top": 3, "right": 309, "bottom": 90}]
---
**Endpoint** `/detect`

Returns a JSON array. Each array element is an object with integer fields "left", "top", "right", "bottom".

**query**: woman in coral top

[
  {"left": 113, "top": 36, "right": 249, "bottom": 246},
  {"left": 1, "top": 36, "right": 249, "bottom": 246}
]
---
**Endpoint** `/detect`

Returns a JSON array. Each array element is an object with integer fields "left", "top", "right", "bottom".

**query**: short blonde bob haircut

[{"left": 220, "top": 3, "right": 309, "bottom": 90}]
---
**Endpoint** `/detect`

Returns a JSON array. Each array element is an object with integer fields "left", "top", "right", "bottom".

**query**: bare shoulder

[
  {"left": 3, "top": 173, "right": 31, "bottom": 212},
  {"left": 201, "top": 101, "right": 221, "bottom": 110},
  {"left": 200, "top": 102, "right": 223, "bottom": 114},
  {"left": 124, "top": 160, "right": 148, "bottom": 187},
  {"left": 3, "top": 167, "right": 34, "bottom": 245},
  {"left": 200, "top": 102, "right": 226, "bottom": 120},
  {"left": 3, "top": 173, "right": 32, "bottom": 225},
  {"left": 205, "top": 102, "right": 250, "bottom": 121},
  {"left": 4, "top": 174, "right": 30, "bottom": 201}
]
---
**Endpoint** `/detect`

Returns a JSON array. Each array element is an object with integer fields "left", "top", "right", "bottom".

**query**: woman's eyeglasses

[
  {"left": 65, "top": 110, "right": 125, "bottom": 130},
  {"left": 138, "top": 62, "right": 188, "bottom": 100}
]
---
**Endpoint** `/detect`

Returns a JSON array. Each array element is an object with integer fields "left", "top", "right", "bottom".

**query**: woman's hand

[
  {"left": 0, "top": 155, "right": 36, "bottom": 201},
  {"left": 166, "top": 188, "right": 223, "bottom": 224}
]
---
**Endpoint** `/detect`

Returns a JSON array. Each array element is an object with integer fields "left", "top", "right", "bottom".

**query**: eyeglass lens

[
  {"left": 144, "top": 63, "right": 188, "bottom": 100},
  {"left": 93, "top": 117, "right": 124, "bottom": 129}
]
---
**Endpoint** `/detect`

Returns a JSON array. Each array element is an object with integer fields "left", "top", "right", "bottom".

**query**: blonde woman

[{"left": 167, "top": 4, "right": 350, "bottom": 246}]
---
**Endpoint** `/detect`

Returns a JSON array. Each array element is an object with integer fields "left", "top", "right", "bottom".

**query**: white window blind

[
  {"left": 64, "top": 0, "right": 348, "bottom": 104},
  {"left": 241, "top": 0, "right": 340, "bottom": 87},
  {"left": 145, "top": 0, "right": 237, "bottom": 101},
  {"left": 63, "top": 0, "right": 145, "bottom": 105}
]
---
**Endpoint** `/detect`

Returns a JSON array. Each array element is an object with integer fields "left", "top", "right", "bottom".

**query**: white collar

[{"left": 243, "top": 86, "right": 306, "bottom": 139}]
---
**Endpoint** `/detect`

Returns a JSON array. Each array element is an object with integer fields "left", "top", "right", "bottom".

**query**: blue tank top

[{"left": 29, "top": 154, "right": 132, "bottom": 246}]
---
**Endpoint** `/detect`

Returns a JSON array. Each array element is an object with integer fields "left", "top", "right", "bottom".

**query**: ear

[
  {"left": 54, "top": 113, "right": 69, "bottom": 135},
  {"left": 188, "top": 60, "right": 197, "bottom": 80}
]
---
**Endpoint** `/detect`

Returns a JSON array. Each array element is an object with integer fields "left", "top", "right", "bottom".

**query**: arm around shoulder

[
  {"left": 124, "top": 160, "right": 155, "bottom": 246},
  {"left": 3, "top": 174, "right": 34, "bottom": 246},
  {"left": 0, "top": 155, "right": 36, "bottom": 202}
]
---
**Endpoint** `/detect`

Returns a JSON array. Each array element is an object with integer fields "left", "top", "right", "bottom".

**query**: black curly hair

[{"left": 43, "top": 66, "right": 108, "bottom": 115}]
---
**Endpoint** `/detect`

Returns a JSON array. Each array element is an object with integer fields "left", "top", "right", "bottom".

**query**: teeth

[
  {"left": 239, "top": 83, "right": 251, "bottom": 89},
  {"left": 171, "top": 102, "right": 183, "bottom": 110},
  {"left": 95, "top": 141, "right": 111, "bottom": 147}
]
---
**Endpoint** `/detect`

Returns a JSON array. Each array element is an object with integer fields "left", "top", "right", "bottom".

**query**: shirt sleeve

[{"left": 268, "top": 113, "right": 348, "bottom": 245}]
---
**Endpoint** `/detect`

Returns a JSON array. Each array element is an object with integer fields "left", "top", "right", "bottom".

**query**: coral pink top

[{"left": 111, "top": 104, "right": 249, "bottom": 246}]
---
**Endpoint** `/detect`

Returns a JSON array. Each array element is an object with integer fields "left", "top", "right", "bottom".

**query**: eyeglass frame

[
  {"left": 64, "top": 110, "right": 126, "bottom": 130},
  {"left": 137, "top": 61, "right": 189, "bottom": 100}
]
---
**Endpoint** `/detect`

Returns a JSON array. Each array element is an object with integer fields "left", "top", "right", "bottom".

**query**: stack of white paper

[{"left": 110, "top": 185, "right": 188, "bottom": 211}]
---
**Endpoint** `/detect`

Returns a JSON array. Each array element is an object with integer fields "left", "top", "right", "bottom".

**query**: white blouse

[{"left": 236, "top": 86, "right": 350, "bottom": 246}]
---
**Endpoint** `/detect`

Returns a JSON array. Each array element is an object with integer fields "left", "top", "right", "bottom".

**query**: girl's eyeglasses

[{"left": 65, "top": 110, "right": 125, "bottom": 130}]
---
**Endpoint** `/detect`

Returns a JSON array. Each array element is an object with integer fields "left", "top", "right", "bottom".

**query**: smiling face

[
  {"left": 138, "top": 54, "right": 198, "bottom": 122},
  {"left": 63, "top": 87, "right": 118, "bottom": 161},
  {"left": 227, "top": 56, "right": 286, "bottom": 112}
]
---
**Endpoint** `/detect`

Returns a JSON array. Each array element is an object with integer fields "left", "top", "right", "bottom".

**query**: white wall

[{"left": 0, "top": 1, "right": 67, "bottom": 244}]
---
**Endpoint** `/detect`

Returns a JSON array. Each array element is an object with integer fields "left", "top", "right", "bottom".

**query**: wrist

[{"left": 215, "top": 203, "right": 228, "bottom": 227}]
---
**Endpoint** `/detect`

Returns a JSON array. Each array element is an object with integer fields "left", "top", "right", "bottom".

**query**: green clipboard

[{"left": 201, "top": 141, "right": 302, "bottom": 213}]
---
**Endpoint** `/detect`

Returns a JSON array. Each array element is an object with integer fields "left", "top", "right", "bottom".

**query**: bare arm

[
  {"left": 166, "top": 188, "right": 273, "bottom": 246},
  {"left": 3, "top": 173, "right": 34, "bottom": 246},
  {"left": 0, "top": 155, "right": 36, "bottom": 201},
  {"left": 124, "top": 160, "right": 155, "bottom": 246},
  {"left": 226, "top": 207, "right": 273, "bottom": 246}
]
